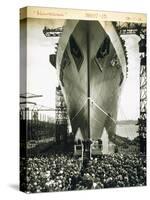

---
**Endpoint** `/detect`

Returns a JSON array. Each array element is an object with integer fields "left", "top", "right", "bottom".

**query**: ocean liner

[{"left": 50, "top": 20, "right": 127, "bottom": 153}]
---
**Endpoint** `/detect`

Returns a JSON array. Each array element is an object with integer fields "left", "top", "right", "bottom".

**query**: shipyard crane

[{"left": 114, "top": 22, "right": 147, "bottom": 154}]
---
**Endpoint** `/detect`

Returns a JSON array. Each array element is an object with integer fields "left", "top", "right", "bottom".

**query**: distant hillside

[{"left": 117, "top": 120, "right": 137, "bottom": 125}]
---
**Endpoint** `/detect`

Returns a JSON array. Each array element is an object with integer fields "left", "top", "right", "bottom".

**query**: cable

[
  {"left": 71, "top": 98, "right": 88, "bottom": 122},
  {"left": 89, "top": 97, "right": 116, "bottom": 124}
]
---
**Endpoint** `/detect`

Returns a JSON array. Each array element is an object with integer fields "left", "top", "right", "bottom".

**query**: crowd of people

[{"left": 20, "top": 153, "right": 146, "bottom": 193}]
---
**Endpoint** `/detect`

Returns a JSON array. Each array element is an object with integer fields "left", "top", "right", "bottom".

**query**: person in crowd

[{"left": 20, "top": 152, "right": 146, "bottom": 193}]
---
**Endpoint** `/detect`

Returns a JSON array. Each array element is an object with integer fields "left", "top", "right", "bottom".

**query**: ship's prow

[{"left": 55, "top": 20, "right": 127, "bottom": 156}]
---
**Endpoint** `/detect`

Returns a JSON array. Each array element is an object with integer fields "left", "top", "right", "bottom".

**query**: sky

[{"left": 23, "top": 18, "right": 141, "bottom": 121}]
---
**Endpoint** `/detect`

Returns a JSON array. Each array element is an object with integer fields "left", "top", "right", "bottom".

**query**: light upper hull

[{"left": 56, "top": 20, "right": 127, "bottom": 141}]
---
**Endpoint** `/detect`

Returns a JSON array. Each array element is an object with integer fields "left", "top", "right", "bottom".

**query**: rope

[
  {"left": 70, "top": 96, "right": 116, "bottom": 125},
  {"left": 89, "top": 97, "right": 116, "bottom": 124},
  {"left": 71, "top": 98, "right": 88, "bottom": 121}
]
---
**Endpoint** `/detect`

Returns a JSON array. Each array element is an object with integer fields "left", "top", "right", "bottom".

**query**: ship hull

[{"left": 56, "top": 20, "right": 126, "bottom": 142}]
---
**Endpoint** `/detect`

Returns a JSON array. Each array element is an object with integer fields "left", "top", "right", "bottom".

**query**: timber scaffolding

[
  {"left": 137, "top": 34, "right": 146, "bottom": 154},
  {"left": 20, "top": 91, "right": 68, "bottom": 144},
  {"left": 55, "top": 85, "right": 68, "bottom": 145},
  {"left": 43, "top": 26, "right": 69, "bottom": 145}
]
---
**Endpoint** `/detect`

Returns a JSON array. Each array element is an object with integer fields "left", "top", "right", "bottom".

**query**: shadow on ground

[{"left": 9, "top": 184, "right": 19, "bottom": 191}]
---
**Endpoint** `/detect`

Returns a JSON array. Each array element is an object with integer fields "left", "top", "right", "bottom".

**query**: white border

[{"left": 0, "top": 1, "right": 149, "bottom": 200}]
